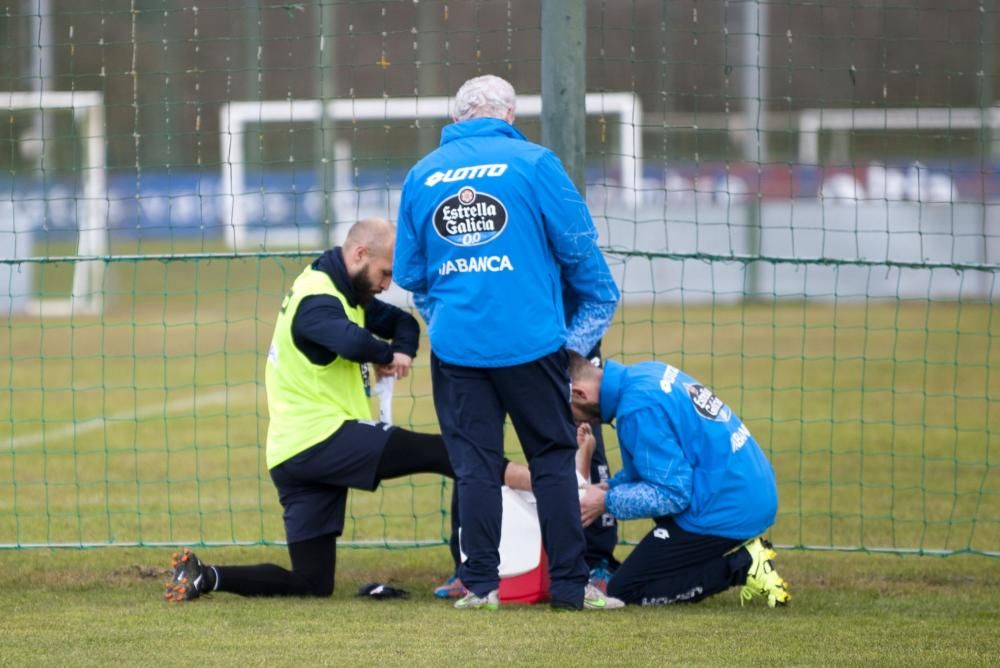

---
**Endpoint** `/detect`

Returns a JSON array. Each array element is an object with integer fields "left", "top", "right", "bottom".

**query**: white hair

[{"left": 452, "top": 75, "right": 516, "bottom": 122}]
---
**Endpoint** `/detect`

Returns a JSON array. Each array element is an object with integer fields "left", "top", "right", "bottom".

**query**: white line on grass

[{"left": 6, "top": 386, "right": 258, "bottom": 451}]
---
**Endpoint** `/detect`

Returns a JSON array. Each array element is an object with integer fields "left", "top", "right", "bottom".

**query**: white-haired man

[{"left": 394, "top": 75, "right": 622, "bottom": 610}]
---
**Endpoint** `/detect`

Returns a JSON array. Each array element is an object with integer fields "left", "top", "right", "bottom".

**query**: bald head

[
  {"left": 568, "top": 350, "right": 604, "bottom": 424},
  {"left": 343, "top": 217, "right": 395, "bottom": 258},
  {"left": 568, "top": 350, "right": 602, "bottom": 385},
  {"left": 341, "top": 218, "right": 395, "bottom": 305}
]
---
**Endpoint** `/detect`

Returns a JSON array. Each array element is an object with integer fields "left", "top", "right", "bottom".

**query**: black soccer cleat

[{"left": 164, "top": 547, "right": 210, "bottom": 603}]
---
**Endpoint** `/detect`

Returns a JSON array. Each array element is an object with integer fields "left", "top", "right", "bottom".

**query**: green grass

[
  {"left": 0, "top": 545, "right": 998, "bottom": 666},
  {"left": 1, "top": 247, "right": 998, "bottom": 664}
]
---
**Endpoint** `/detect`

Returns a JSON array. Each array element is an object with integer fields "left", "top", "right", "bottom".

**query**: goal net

[{"left": 1, "top": 1, "right": 996, "bottom": 557}]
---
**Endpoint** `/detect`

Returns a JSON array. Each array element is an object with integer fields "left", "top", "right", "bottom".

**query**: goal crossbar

[
  {"left": 798, "top": 106, "right": 1000, "bottom": 164},
  {"left": 219, "top": 93, "right": 644, "bottom": 250}
]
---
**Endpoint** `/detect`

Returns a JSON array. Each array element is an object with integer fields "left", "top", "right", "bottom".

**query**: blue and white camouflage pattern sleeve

[
  {"left": 606, "top": 480, "right": 688, "bottom": 520},
  {"left": 604, "top": 406, "right": 693, "bottom": 520},
  {"left": 534, "top": 151, "right": 620, "bottom": 353},
  {"left": 564, "top": 301, "right": 617, "bottom": 356}
]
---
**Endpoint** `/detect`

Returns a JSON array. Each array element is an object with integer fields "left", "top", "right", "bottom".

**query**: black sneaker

[{"left": 165, "top": 547, "right": 211, "bottom": 602}]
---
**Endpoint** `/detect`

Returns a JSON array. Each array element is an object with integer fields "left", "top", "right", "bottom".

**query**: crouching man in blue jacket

[{"left": 568, "top": 351, "right": 791, "bottom": 608}]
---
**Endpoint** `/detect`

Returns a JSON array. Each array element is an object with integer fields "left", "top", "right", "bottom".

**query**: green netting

[{"left": 1, "top": 1, "right": 998, "bottom": 556}]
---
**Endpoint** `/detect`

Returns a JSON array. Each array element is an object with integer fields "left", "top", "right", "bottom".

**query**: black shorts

[{"left": 268, "top": 420, "right": 395, "bottom": 544}]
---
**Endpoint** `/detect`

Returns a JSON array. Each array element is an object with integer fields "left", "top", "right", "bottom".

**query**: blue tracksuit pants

[{"left": 431, "top": 348, "right": 589, "bottom": 606}]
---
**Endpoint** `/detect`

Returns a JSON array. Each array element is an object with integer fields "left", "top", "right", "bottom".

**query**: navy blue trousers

[
  {"left": 432, "top": 349, "right": 589, "bottom": 606},
  {"left": 446, "top": 424, "right": 619, "bottom": 572},
  {"left": 446, "top": 345, "right": 618, "bottom": 573},
  {"left": 607, "top": 517, "right": 752, "bottom": 606}
]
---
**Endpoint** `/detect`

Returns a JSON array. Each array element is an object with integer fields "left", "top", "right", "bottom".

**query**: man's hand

[
  {"left": 580, "top": 482, "right": 609, "bottom": 528},
  {"left": 375, "top": 352, "right": 413, "bottom": 379},
  {"left": 389, "top": 352, "right": 413, "bottom": 378}
]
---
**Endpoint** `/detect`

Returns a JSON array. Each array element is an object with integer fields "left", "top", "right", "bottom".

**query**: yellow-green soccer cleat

[
  {"left": 740, "top": 537, "right": 791, "bottom": 608},
  {"left": 164, "top": 547, "right": 210, "bottom": 603},
  {"left": 454, "top": 588, "right": 500, "bottom": 610}
]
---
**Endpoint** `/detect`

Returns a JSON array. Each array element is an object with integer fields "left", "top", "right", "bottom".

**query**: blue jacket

[
  {"left": 600, "top": 360, "right": 778, "bottom": 540},
  {"left": 394, "top": 117, "right": 620, "bottom": 367}
]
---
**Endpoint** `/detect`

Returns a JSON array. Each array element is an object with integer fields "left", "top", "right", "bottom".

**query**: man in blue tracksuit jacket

[
  {"left": 394, "top": 74, "right": 621, "bottom": 610},
  {"left": 568, "top": 352, "right": 792, "bottom": 607}
]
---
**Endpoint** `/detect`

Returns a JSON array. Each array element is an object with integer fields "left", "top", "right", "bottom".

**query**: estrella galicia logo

[
  {"left": 432, "top": 187, "right": 508, "bottom": 247},
  {"left": 685, "top": 383, "right": 731, "bottom": 422}
]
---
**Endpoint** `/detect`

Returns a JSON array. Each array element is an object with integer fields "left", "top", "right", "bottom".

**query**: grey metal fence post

[
  {"left": 244, "top": 0, "right": 261, "bottom": 168},
  {"left": 742, "top": 0, "right": 768, "bottom": 298},
  {"left": 541, "top": 0, "right": 587, "bottom": 196},
  {"left": 317, "top": 1, "right": 338, "bottom": 249}
]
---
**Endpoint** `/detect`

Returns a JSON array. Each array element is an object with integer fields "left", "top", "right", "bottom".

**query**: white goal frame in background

[
  {"left": 798, "top": 107, "right": 1000, "bottom": 164},
  {"left": 2, "top": 91, "right": 107, "bottom": 315},
  {"left": 219, "top": 93, "right": 644, "bottom": 250}
]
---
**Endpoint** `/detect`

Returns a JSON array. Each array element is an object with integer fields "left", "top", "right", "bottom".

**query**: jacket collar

[
  {"left": 440, "top": 117, "right": 527, "bottom": 145},
  {"left": 314, "top": 247, "right": 359, "bottom": 308},
  {"left": 599, "top": 359, "right": 626, "bottom": 424}
]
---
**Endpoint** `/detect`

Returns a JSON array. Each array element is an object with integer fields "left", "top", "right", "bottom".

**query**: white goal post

[
  {"left": 798, "top": 107, "right": 1000, "bottom": 164},
  {"left": 2, "top": 91, "right": 107, "bottom": 315},
  {"left": 219, "top": 93, "right": 644, "bottom": 250}
]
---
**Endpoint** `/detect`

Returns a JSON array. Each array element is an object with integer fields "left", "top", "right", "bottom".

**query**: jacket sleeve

[
  {"left": 411, "top": 292, "right": 434, "bottom": 324},
  {"left": 393, "top": 171, "right": 429, "bottom": 295},
  {"left": 364, "top": 298, "right": 420, "bottom": 358},
  {"left": 534, "top": 151, "right": 620, "bottom": 355},
  {"left": 604, "top": 406, "right": 693, "bottom": 520},
  {"left": 293, "top": 295, "right": 394, "bottom": 365}
]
